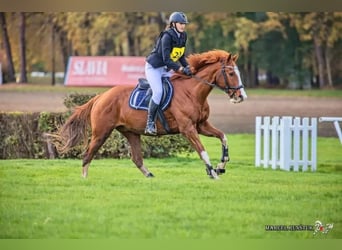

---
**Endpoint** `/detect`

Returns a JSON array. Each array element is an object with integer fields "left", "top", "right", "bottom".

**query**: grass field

[{"left": 0, "top": 134, "right": 341, "bottom": 239}]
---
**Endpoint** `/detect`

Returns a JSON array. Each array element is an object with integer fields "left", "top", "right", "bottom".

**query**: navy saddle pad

[{"left": 129, "top": 77, "right": 174, "bottom": 111}]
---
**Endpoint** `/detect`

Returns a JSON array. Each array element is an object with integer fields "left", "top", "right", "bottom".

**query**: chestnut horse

[{"left": 54, "top": 50, "right": 247, "bottom": 179}]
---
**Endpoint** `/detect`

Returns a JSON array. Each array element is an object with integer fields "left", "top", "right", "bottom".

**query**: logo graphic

[
  {"left": 170, "top": 47, "right": 185, "bottom": 62},
  {"left": 313, "top": 220, "right": 334, "bottom": 235}
]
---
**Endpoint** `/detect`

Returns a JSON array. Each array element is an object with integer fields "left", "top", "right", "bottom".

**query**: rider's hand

[{"left": 181, "top": 65, "right": 192, "bottom": 76}]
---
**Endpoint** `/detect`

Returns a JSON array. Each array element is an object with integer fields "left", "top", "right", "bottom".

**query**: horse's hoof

[
  {"left": 146, "top": 172, "right": 155, "bottom": 178},
  {"left": 215, "top": 168, "right": 226, "bottom": 175},
  {"left": 209, "top": 175, "right": 220, "bottom": 180},
  {"left": 209, "top": 169, "right": 220, "bottom": 180}
]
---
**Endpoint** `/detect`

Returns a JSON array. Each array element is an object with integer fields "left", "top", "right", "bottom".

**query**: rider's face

[{"left": 175, "top": 22, "right": 186, "bottom": 33}]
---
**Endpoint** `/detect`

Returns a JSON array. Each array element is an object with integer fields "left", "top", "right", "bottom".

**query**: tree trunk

[
  {"left": 59, "top": 30, "right": 70, "bottom": 71},
  {"left": 325, "top": 46, "right": 333, "bottom": 87},
  {"left": 313, "top": 35, "right": 325, "bottom": 88},
  {"left": 84, "top": 13, "right": 91, "bottom": 56},
  {"left": 243, "top": 49, "right": 249, "bottom": 87},
  {"left": 247, "top": 54, "right": 254, "bottom": 88},
  {"left": 51, "top": 22, "right": 56, "bottom": 85},
  {"left": 127, "top": 31, "right": 135, "bottom": 56},
  {"left": 18, "top": 12, "right": 27, "bottom": 83},
  {"left": 254, "top": 64, "right": 259, "bottom": 86},
  {"left": 157, "top": 12, "right": 167, "bottom": 30},
  {"left": 0, "top": 12, "right": 16, "bottom": 82},
  {"left": 118, "top": 42, "right": 124, "bottom": 56},
  {"left": 125, "top": 12, "right": 137, "bottom": 56},
  {"left": 312, "top": 12, "right": 327, "bottom": 89}
]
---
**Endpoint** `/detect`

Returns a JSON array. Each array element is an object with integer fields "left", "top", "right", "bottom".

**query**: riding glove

[{"left": 182, "top": 65, "right": 192, "bottom": 76}]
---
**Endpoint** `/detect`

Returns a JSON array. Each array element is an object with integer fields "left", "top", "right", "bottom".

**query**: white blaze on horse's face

[{"left": 230, "top": 66, "right": 247, "bottom": 104}]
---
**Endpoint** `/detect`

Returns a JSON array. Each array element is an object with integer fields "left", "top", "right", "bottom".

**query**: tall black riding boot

[{"left": 145, "top": 99, "right": 159, "bottom": 135}]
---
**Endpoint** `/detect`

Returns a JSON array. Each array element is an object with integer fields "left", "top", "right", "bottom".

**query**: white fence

[
  {"left": 255, "top": 116, "right": 317, "bottom": 172},
  {"left": 319, "top": 117, "right": 342, "bottom": 144}
]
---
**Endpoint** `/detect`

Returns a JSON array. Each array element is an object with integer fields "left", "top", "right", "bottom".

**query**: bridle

[{"left": 192, "top": 61, "right": 244, "bottom": 98}]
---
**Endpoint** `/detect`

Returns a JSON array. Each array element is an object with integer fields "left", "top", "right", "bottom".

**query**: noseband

[{"left": 192, "top": 62, "right": 244, "bottom": 98}]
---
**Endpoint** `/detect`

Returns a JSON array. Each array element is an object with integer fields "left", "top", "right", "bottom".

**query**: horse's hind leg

[
  {"left": 82, "top": 128, "right": 113, "bottom": 178},
  {"left": 120, "top": 131, "right": 154, "bottom": 177}
]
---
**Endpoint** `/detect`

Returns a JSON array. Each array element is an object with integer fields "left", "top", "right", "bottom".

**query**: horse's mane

[
  {"left": 188, "top": 49, "right": 231, "bottom": 72},
  {"left": 171, "top": 49, "right": 232, "bottom": 81}
]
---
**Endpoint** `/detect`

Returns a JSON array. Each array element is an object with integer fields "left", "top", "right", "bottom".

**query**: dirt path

[
  {"left": 1, "top": 90, "right": 341, "bottom": 137},
  {"left": 207, "top": 95, "right": 342, "bottom": 137},
  {"left": 0, "top": 92, "right": 68, "bottom": 113}
]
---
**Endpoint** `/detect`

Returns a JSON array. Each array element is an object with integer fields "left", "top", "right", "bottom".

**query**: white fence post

[
  {"left": 293, "top": 117, "right": 301, "bottom": 172},
  {"left": 255, "top": 116, "right": 317, "bottom": 172},
  {"left": 311, "top": 118, "right": 317, "bottom": 172},
  {"left": 271, "top": 116, "right": 280, "bottom": 169},
  {"left": 263, "top": 116, "right": 270, "bottom": 168},
  {"left": 255, "top": 116, "right": 262, "bottom": 167},
  {"left": 280, "top": 117, "right": 292, "bottom": 171},
  {"left": 302, "top": 118, "right": 309, "bottom": 172}
]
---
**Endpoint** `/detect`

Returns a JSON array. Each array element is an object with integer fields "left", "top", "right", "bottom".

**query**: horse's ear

[
  {"left": 227, "top": 54, "right": 232, "bottom": 62},
  {"left": 232, "top": 54, "right": 239, "bottom": 62}
]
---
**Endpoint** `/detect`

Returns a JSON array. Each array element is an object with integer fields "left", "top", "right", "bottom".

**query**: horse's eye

[{"left": 229, "top": 72, "right": 234, "bottom": 77}]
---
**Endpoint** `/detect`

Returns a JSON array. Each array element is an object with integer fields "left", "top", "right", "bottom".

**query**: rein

[{"left": 191, "top": 63, "right": 244, "bottom": 98}]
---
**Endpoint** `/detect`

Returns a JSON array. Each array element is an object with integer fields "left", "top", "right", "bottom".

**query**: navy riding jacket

[{"left": 146, "top": 28, "right": 188, "bottom": 71}]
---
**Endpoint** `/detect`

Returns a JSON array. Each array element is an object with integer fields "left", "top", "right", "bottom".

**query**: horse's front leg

[
  {"left": 181, "top": 125, "right": 219, "bottom": 179},
  {"left": 198, "top": 121, "right": 229, "bottom": 175}
]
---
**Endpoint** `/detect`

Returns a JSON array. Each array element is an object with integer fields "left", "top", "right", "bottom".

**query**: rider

[{"left": 144, "top": 11, "right": 192, "bottom": 135}]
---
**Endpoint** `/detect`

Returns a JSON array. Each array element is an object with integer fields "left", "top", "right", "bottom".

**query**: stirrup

[
  {"left": 145, "top": 123, "right": 157, "bottom": 135},
  {"left": 145, "top": 128, "right": 157, "bottom": 135}
]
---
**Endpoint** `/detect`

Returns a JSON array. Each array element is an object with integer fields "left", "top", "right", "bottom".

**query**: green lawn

[{"left": 0, "top": 134, "right": 341, "bottom": 239}]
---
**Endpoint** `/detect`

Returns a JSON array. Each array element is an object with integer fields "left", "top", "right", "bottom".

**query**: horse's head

[
  {"left": 187, "top": 50, "right": 247, "bottom": 103},
  {"left": 214, "top": 53, "right": 247, "bottom": 104}
]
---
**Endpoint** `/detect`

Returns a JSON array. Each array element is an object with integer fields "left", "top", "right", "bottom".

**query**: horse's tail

[{"left": 52, "top": 95, "right": 100, "bottom": 154}]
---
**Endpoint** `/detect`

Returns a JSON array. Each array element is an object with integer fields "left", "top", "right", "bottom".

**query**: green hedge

[{"left": 0, "top": 93, "right": 193, "bottom": 159}]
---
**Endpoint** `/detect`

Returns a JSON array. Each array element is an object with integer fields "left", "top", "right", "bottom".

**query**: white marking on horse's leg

[
  {"left": 200, "top": 151, "right": 211, "bottom": 166},
  {"left": 200, "top": 151, "right": 219, "bottom": 179},
  {"left": 82, "top": 164, "right": 89, "bottom": 178},
  {"left": 222, "top": 134, "right": 227, "bottom": 147},
  {"left": 139, "top": 165, "right": 151, "bottom": 177},
  {"left": 217, "top": 162, "right": 225, "bottom": 168},
  {"left": 222, "top": 134, "right": 229, "bottom": 162}
]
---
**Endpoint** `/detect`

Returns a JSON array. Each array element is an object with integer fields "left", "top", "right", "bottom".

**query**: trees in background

[
  {"left": 0, "top": 12, "right": 341, "bottom": 88},
  {"left": 18, "top": 12, "right": 27, "bottom": 83},
  {"left": 285, "top": 12, "right": 342, "bottom": 88},
  {"left": 0, "top": 12, "right": 16, "bottom": 82}
]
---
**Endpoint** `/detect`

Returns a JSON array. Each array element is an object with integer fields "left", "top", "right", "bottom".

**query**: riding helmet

[{"left": 169, "top": 12, "right": 189, "bottom": 24}]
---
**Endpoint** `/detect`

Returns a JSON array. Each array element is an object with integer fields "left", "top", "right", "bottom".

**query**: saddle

[{"left": 129, "top": 77, "right": 174, "bottom": 133}]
